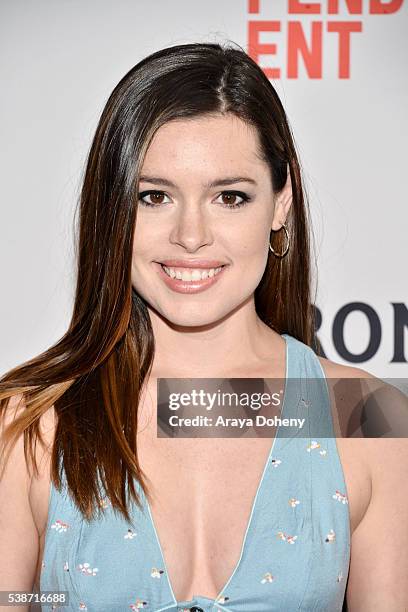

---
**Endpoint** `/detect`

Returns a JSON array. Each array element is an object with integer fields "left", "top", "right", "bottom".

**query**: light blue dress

[{"left": 40, "top": 333, "right": 351, "bottom": 611}]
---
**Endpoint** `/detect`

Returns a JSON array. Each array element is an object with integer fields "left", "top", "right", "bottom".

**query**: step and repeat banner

[{"left": 0, "top": 0, "right": 406, "bottom": 378}]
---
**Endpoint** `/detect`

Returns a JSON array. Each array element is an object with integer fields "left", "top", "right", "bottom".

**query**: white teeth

[
  {"left": 191, "top": 269, "right": 202, "bottom": 281},
  {"left": 162, "top": 265, "right": 223, "bottom": 281}
]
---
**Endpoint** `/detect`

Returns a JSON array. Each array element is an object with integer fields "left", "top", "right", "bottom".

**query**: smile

[
  {"left": 154, "top": 262, "right": 228, "bottom": 294},
  {"left": 162, "top": 265, "right": 223, "bottom": 281}
]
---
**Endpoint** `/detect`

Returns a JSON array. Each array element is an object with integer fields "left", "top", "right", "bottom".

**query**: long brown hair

[{"left": 0, "top": 41, "right": 316, "bottom": 523}]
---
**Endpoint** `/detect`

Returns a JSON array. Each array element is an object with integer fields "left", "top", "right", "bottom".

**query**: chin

[{"left": 154, "top": 302, "right": 233, "bottom": 329}]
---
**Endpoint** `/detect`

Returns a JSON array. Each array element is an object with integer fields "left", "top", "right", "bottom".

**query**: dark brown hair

[{"left": 0, "top": 41, "right": 315, "bottom": 523}]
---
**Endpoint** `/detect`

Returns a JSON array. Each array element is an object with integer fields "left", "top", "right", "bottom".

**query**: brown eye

[
  {"left": 138, "top": 191, "right": 171, "bottom": 206},
  {"left": 221, "top": 193, "right": 239, "bottom": 206},
  {"left": 216, "top": 191, "right": 251, "bottom": 208},
  {"left": 149, "top": 192, "right": 165, "bottom": 204}
]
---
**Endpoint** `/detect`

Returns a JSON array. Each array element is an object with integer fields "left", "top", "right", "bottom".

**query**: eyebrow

[{"left": 138, "top": 175, "right": 258, "bottom": 188}]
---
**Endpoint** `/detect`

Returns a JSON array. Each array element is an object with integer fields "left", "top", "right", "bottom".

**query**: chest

[
  {"left": 34, "top": 391, "right": 371, "bottom": 603},
  {"left": 136, "top": 433, "right": 276, "bottom": 601},
  {"left": 132, "top": 430, "right": 370, "bottom": 603}
]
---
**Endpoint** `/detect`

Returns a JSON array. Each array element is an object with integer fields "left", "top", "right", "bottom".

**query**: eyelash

[{"left": 137, "top": 190, "right": 251, "bottom": 209}]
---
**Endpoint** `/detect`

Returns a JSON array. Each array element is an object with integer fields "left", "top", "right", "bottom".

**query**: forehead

[{"left": 140, "top": 114, "right": 266, "bottom": 178}]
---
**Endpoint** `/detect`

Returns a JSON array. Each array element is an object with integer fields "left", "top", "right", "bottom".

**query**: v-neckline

[{"left": 143, "top": 333, "right": 291, "bottom": 607}]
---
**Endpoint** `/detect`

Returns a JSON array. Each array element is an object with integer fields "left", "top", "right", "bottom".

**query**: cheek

[
  {"left": 130, "top": 241, "right": 151, "bottom": 292},
  {"left": 131, "top": 219, "right": 153, "bottom": 269},
  {"left": 233, "top": 224, "right": 270, "bottom": 268}
]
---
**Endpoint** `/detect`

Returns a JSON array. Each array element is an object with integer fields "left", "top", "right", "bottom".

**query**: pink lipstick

[{"left": 153, "top": 261, "right": 229, "bottom": 294}]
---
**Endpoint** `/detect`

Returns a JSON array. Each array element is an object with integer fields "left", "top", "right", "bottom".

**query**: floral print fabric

[{"left": 40, "top": 334, "right": 350, "bottom": 611}]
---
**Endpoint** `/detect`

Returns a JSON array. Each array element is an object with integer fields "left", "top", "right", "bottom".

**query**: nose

[{"left": 169, "top": 201, "right": 213, "bottom": 252}]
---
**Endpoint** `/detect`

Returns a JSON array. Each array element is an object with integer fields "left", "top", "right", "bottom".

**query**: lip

[
  {"left": 153, "top": 261, "right": 228, "bottom": 294},
  {"left": 157, "top": 259, "right": 227, "bottom": 269}
]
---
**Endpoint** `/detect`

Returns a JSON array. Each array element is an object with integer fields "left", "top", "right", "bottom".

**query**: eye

[
  {"left": 138, "top": 190, "right": 171, "bottom": 206},
  {"left": 215, "top": 191, "right": 251, "bottom": 208},
  {"left": 137, "top": 189, "right": 252, "bottom": 208}
]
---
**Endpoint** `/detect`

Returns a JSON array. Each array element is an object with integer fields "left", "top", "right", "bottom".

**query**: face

[{"left": 131, "top": 113, "right": 289, "bottom": 327}]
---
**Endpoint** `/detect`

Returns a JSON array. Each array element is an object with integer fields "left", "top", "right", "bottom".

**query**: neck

[{"left": 148, "top": 298, "right": 282, "bottom": 378}]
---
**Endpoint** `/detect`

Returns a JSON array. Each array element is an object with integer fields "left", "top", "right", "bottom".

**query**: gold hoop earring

[{"left": 269, "top": 223, "right": 290, "bottom": 258}]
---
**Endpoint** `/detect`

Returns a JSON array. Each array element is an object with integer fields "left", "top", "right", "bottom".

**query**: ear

[{"left": 271, "top": 165, "right": 293, "bottom": 231}]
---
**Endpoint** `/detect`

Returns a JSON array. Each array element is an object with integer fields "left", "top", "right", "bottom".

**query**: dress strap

[{"left": 280, "top": 333, "right": 336, "bottom": 440}]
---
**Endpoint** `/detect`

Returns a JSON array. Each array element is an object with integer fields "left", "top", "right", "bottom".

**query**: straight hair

[{"left": 0, "top": 41, "right": 316, "bottom": 523}]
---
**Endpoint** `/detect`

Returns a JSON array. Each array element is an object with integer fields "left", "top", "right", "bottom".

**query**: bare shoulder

[
  {"left": 319, "top": 357, "right": 408, "bottom": 544},
  {"left": 0, "top": 393, "right": 57, "bottom": 591},
  {"left": 317, "top": 354, "right": 375, "bottom": 380},
  {"left": 317, "top": 354, "right": 408, "bottom": 528},
  {"left": 316, "top": 361, "right": 408, "bottom": 604},
  {"left": 1, "top": 393, "right": 57, "bottom": 537},
  {"left": 317, "top": 354, "right": 406, "bottom": 453},
  {"left": 317, "top": 354, "right": 378, "bottom": 437},
  {"left": 318, "top": 361, "right": 408, "bottom": 604},
  {"left": 29, "top": 402, "right": 58, "bottom": 538}
]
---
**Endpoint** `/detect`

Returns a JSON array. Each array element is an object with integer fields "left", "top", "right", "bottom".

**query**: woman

[{"left": 0, "top": 42, "right": 407, "bottom": 612}]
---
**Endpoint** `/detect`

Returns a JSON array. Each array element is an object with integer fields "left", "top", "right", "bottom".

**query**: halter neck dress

[{"left": 40, "top": 333, "right": 351, "bottom": 611}]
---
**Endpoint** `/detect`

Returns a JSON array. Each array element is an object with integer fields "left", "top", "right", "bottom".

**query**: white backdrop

[{"left": 1, "top": 0, "right": 407, "bottom": 378}]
